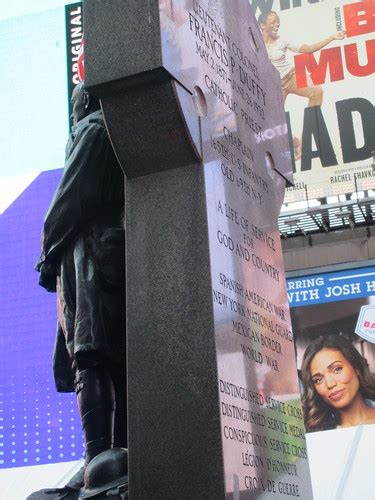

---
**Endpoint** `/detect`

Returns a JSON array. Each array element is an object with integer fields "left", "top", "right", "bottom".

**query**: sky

[
  {"left": 0, "top": 2, "right": 84, "bottom": 475},
  {"left": 0, "top": 1, "right": 76, "bottom": 21},
  {"left": 0, "top": 1, "right": 77, "bottom": 212}
]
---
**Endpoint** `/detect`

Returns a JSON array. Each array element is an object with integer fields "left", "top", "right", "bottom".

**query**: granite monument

[{"left": 84, "top": 0, "right": 313, "bottom": 498}]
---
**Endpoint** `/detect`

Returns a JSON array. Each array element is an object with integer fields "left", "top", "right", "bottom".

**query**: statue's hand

[{"left": 38, "top": 261, "right": 58, "bottom": 292}]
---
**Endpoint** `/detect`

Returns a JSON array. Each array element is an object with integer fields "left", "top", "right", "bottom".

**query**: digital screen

[
  {"left": 0, "top": 169, "right": 84, "bottom": 468},
  {"left": 0, "top": 2, "right": 84, "bottom": 469}
]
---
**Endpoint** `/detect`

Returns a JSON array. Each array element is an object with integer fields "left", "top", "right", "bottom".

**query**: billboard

[
  {"left": 251, "top": 0, "right": 375, "bottom": 202},
  {"left": 65, "top": 2, "right": 83, "bottom": 124},
  {"left": 0, "top": 5, "right": 88, "bottom": 495},
  {"left": 0, "top": 4, "right": 84, "bottom": 475},
  {"left": 287, "top": 265, "right": 375, "bottom": 497}
]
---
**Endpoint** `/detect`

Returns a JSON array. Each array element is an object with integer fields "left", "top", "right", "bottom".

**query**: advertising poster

[
  {"left": 287, "top": 265, "right": 375, "bottom": 498},
  {"left": 65, "top": 2, "right": 83, "bottom": 125},
  {"left": 0, "top": 3, "right": 85, "bottom": 496},
  {"left": 251, "top": 0, "right": 375, "bottom": 202}
]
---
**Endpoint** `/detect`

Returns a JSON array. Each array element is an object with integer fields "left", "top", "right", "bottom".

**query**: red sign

[{"left": 77, "top": 39, "right": 84, "bottom": 82}]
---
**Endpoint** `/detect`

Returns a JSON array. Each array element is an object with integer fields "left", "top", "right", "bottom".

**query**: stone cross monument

[{"left": 84, "top": 0, "right": 313, "bottom": 498}]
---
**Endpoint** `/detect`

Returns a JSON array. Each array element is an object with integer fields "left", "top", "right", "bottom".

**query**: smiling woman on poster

[
  {"left": 258, "top": 11, "right": 346, "bottom": 107},
  {"left": 301, "top": 334, "right": 375, "bottom": 432}
]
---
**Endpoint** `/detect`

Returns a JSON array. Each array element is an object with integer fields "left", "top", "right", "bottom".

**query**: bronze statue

[{"left": 29, "top": 83, "right": 127, "bottom": 500}]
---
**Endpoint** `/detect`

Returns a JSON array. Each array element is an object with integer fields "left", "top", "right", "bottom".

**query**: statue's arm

[{"left": 36, "top": 122, "right": 111, "bottom": 290}]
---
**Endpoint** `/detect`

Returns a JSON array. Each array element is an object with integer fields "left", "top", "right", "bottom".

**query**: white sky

[
  {"left": 0, "top": 1, "right": 76, "bottom": 21},
  {"left": 0, "top": 2, "right": 77, "bottom": 212}
]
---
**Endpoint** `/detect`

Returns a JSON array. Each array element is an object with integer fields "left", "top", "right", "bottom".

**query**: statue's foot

[
  {"left": 26, "top": 448, "right": 129, "bottom": 500},
  {"left": 105, "top": 483, "right": 128, "bottom": 499},
  {"left": 26, "top": 466, "right": 84, "bottom": 500},
  {"left": 79, "top": 447, "right": 128, "bottom": 499},
  {"left": 77, "top": 484, "right": 128, "bottom": 499}
]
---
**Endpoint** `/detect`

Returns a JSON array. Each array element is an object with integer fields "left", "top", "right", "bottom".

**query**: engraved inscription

[{"left": 159, "top": 0, "right": 313, "bottom": 496}]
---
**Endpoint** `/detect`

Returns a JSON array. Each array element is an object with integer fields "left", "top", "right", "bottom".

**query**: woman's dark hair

[
  {"left": 301, "top": 334, "right": 375, "bottom": 432},
  {"left": 258, "top": 10, "right": 278, "bottom": 27}
]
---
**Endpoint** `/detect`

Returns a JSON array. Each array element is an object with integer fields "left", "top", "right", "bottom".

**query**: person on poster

[
  {"left": 301, "top": 334, "right": 375, "bottom": 432},
  {"left": 32, "top": 83, "right": 127, "bottom": 499},
  {"left": 258, "top": 11, "right": 346, "bottom": 106}
]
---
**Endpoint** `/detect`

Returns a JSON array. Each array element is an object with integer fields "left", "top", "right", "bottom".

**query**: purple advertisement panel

[
  {"left": 0, "top": 3, "right": 88, "bottom": 470},
  {"left": 0, "top": 170, "right": 84, "bottom": 469}
]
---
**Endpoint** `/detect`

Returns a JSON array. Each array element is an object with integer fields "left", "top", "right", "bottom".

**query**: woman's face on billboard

[
  {"left": 310, "top": 348, "right": 360, "bottom": 410},
  {"left": 262, "top": 13, "right": 280, "bottom": 40}
]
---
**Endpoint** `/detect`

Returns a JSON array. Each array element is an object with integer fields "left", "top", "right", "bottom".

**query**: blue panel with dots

[{"left": 0, "top": 170, "right": 85, "bottom": 468}]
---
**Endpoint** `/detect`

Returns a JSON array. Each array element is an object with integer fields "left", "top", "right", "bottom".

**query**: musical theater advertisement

[
  {"left": 287, "top": 265, "right": 375, "bottom": 498},
  {"left": 251, "top": 0, "right": 375, "bottom": 202}
]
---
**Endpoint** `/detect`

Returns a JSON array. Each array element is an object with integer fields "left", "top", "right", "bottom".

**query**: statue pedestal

[{"left": 85, "top": 1, "right": 313, "bottom": 498}]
